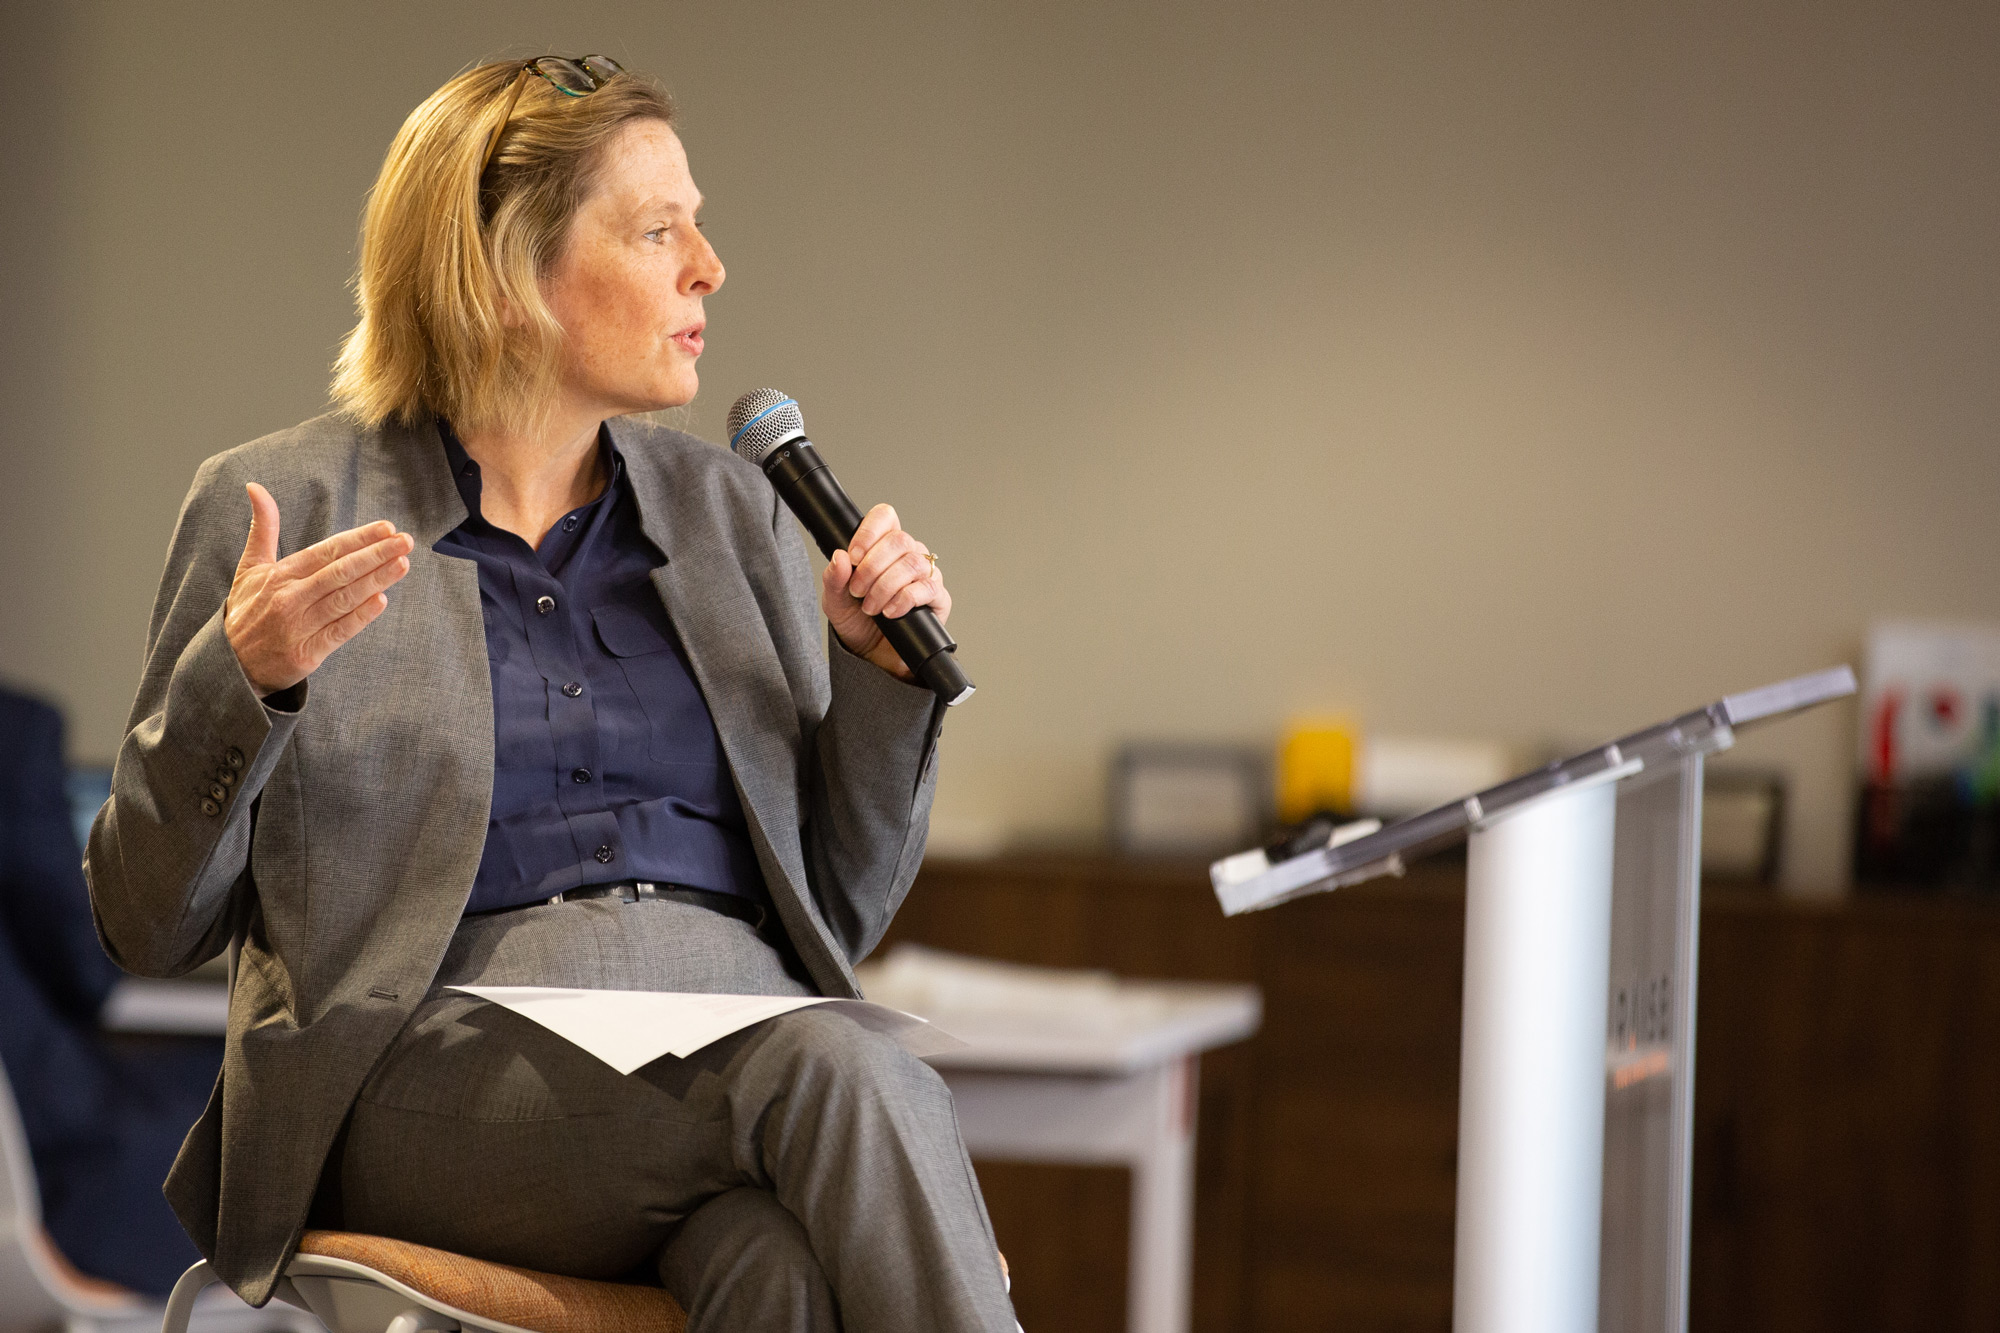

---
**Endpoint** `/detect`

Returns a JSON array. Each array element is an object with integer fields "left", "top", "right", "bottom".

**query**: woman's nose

[{"left": 684, "top": 233, "right": 725, "bottom": 296}]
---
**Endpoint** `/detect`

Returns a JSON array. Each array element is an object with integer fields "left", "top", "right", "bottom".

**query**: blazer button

[
  {"left": 216, "top": 767, "right": 237, "bottom": 787},
  {"left": 226, "top": 747, "right": 245, "bottom": 771},
  {"left": 562, "top": 682, "right": 583, "bottom": 698},
  {"left": 572, "top": 768, "right": 592, "bottom": 784},
  {"left": 208, "top": 781, "right": 228, "bottom": 802},
  {"left": 537, "top": 595, "right": 556, "bottom": 615},
  {"left": 594, "top": 845, "right": 615, "bottom": 864},
  {"left": 200, "top": 797, "right": 222, "bottom": 817}
]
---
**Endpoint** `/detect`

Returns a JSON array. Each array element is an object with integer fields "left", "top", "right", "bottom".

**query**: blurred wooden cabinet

[{"left": 882, "top": 854, "right": 2000, "bottom": 1333}]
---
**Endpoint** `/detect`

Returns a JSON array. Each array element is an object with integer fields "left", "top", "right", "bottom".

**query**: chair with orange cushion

[{"left": 161, "top": 1232, "right": 687, "bottom": 1333}]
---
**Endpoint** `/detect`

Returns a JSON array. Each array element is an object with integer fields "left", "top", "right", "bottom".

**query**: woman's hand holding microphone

[
  {"left": 224, "top": 483, "right": 415, "bottom": 698},
  {"left": 819, "top": 502, "right": 951, "bottom": 683}
]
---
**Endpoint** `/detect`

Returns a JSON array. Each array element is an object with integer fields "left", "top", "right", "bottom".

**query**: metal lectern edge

[{"left": 1720, "top": 664, "right": 1857, "bottom": 727}]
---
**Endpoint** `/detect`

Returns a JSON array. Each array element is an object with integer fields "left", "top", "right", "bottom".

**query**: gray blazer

[{"left": 84, "top": 411, "right": 946, "bottom": 1305}]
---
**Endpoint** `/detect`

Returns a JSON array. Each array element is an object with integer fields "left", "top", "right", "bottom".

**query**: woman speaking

[{"left": 85, "top": 55, "right": 1013, "bottom": 1332}]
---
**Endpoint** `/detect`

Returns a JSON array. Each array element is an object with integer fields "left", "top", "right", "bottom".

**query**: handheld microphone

[{"left": 727, "top": 389, "right": 975, "bottom": 706}]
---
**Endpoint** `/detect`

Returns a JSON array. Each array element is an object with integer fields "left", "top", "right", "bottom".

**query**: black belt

[{"left": 530, "top": 880, "right": 766, "bottom": 931}]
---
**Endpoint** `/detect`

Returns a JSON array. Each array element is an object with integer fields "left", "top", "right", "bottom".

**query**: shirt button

[
  {"left": 562, "top": 515, "right": 580, "bottom": 533},
  {"left": 594, "top": 845, "right": 615, "bottom": 864},
  {"left": 572, "top": 768, "right": 592, "bottom": 784},
  {"left": 225, "top": 747, "right": 245, "bottom": 771},
  {"left": 200, "top": 797, "right": 221, "bottom": 817},
  {"left": 562, "top": 681, "right": 583, "bottom": 698},
  {"left": 537, "top": 595, "right": 556, "bottom": 615}
]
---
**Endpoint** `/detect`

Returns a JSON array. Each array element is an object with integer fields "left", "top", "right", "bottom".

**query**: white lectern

[{"left": 1213, "top": 667, "right": 1856, "bottom": 1333}]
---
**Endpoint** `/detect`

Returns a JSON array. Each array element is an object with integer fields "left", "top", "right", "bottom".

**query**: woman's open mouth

[{"left": 670, "top": 322, "right": 705, "bottom": 356}]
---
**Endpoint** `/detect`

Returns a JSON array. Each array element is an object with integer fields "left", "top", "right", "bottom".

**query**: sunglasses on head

[{"left": 480, "top": 55, "right": 626, "bottom": 174}]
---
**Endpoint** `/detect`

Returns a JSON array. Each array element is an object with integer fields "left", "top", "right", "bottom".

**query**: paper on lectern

[{"left": 448, "top": 986, "right": 966, "bottom": 1075}]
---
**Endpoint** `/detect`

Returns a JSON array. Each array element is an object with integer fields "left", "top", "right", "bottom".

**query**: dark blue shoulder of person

[{"left": 0, "top": 688, "right": 122, "bottom": 1019}]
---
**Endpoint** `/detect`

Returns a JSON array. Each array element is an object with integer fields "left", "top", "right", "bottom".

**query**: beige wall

[{"left": 3, "top": 0, "right": 1996, "bottom": 891}]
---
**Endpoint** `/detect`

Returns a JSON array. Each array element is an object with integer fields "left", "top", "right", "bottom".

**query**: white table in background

[
  {"left": 100, "top": 977, "right": 230, "bottom": 1035},
  {"left": 860, "top": 950, "right": 1262, "bottom": 1333}
]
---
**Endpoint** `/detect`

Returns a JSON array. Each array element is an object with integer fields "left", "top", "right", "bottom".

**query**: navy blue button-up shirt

[{"left": 434, "top": 423, "right": 766, "bottom": 915}]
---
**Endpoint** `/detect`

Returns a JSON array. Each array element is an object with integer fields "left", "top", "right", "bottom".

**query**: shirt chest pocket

[{"left": 591, "top": 603, "right": 725, "bottom": 766}]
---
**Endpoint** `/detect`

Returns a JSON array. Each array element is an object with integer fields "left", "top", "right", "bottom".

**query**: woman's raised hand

[
  {"left": 224, "top": 483, "right": 415, "bottom": 698},
  {"left": 819, "top": 503, "right": 951, "bottom": 681}
]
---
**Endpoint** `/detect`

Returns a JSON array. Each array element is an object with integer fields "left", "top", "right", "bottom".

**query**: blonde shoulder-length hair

[{"left": 333, "top": 59, "right": 676, "bottom": 435}]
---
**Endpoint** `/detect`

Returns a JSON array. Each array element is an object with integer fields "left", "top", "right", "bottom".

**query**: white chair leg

[
  {"left": 160, "top": 1260, "right": 217, "bottom": 1333},
  {"left": 385, "top": 1310, "right": 456, "bottom": 1333}
]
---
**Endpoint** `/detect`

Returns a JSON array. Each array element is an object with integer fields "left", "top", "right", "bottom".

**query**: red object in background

[
  {"left": 1928, "top": 687, "right": 1963, "bottom": 731},
  {"left": 1865, "top": 690, "right": 1903, "bottom": 852},
  {"left": 1871, "top": 689, "right": 1902, "bottom": 786}
]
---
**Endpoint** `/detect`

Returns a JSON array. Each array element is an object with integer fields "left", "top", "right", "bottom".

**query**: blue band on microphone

[{"left": 727, "top": 397, "right": 798, "bottom": 450}]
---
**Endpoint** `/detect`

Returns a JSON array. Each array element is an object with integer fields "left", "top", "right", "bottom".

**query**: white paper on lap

[{"left": 447, "top": 986, "right": 967, "bottom": 1075}]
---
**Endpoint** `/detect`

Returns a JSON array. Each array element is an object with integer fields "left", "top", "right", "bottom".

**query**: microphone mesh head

[{"left": 727, "top": 388, "right": 807, "bottom": 465}]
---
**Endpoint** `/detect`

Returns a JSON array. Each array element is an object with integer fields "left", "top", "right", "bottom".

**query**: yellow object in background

[{"left": 1277, "top": 717, "right": 1359, "bottom": 822}]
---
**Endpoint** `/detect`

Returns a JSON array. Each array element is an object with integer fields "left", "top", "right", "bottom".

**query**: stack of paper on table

[{"left": 853, "top": 944, "right": 1262, "bottom": 1075}]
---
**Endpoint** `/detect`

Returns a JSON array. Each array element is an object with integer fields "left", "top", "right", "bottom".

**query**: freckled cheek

[
  {"left": 569, "top": 291, "right": 648, "bottom": 372},
  {"left": 566, "top": 268, "right": 686, "bottom": 381}
]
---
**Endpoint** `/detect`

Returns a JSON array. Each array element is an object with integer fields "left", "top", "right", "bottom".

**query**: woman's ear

[
  {"left": 494, "top": 273, "right": 528, "bottom": 329},
  {"left": 488, "top": 253, "right": 542, "bottom": 331}
]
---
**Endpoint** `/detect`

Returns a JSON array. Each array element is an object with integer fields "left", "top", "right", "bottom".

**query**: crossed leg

[
  {"left": 336, "top": 996, "right": 1016, "bottom": 1332},
  {"left": 660, "top": 1187, "right": 838, "bottom": 1332}
]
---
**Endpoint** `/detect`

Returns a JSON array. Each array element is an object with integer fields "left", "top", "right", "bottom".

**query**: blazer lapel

[
  {"left": 612, "top": 423, "right": 827, "bottom": 949},
  {"left": 377, "top": 417, "right": 473, "bottom": 549}
]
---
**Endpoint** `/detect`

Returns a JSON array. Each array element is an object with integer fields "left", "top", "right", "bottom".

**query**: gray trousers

[{"left": 325, "top": 897, "right": 1017, "bottom": 1332}]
